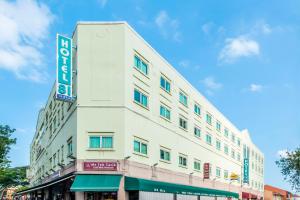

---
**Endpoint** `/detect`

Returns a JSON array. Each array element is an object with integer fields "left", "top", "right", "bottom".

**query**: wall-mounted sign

[
  {"left": 56, "top": 34, "right": 73, "bottom": 102},
  {"left": 243, "top": 158, "right": 249, "bottom": 183},
  {"left": 203, "top": 163, "right": 210, "bottom": 179},
  {"left": 83, "top": 162, "right": 118, "bottom": 171},
  {"left": 230, "top": 172, "right": 239, "bottom": 181}
]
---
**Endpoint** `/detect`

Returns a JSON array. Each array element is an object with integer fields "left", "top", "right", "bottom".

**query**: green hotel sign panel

[
  {"left": 243, "top": 158, "right": 249, "bottom": 183},
  {"left": 56, "top": 34, "right": 73, "bottom": 102}
]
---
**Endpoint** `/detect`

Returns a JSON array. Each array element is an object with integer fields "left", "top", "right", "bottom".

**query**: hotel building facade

[{"left": 17, "top": 22, "right": 264, "bottom": 200}]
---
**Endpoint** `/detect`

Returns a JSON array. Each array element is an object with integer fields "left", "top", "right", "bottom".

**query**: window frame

[
  {"left": 194, "top": 126, "right": 201, "bottom": 138},
  {"left": 134, "top": 88, "right": 149, "bottom": 108},
  {"left": 133, "top": 137, "right": 148, "bottom": 156},
  {"left": 179, "top": 116, "right": 188, "bottom": 130},
  {"left": 160, "top": 104, "right": 171, "bottom": 120},
  {"left": 88, "top": 135, "right": 114, "bottom": 150},
  {"left": 160, "top": 75, "right": 171, "bottom": 93},
  {"left": 134, "top": 54, "right": 148, "bottom": 76},
  {"left": 193, "top": 159, "right": 201, "bottom": 172},
  {"left": 206, "top": 113, "right": 212, "bottom": 125},
  {"left": 160, "top": 147, "right": 171, "bottom": 163},
  {"left": 178, "top": 154, "right": 188, "bottom": 168},
  {"left": 194, "top": 104, "right": 201, "bottom": 116},
  {"left": 205, "top": 133, "right": 212, "bottom": 145},
  {"left": 179, "top": 91, "right": 188, "bottom": 107}
]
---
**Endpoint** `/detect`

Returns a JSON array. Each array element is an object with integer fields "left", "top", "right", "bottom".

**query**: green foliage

[
  {"left": 276, "top": 148, "right": 300, "bottom": 192},
  {"left": 0, "top": 125, "right": 16, "bottom": 168},
  {"left": 0, "top": 167, "right": 28, "bottom": 191}
]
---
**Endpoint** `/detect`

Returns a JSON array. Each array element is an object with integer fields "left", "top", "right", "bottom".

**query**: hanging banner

[
  {"left": 56, "top": 34, "right": 73, "bottom": 102},
  {"left": 243, "top": 158, "right": 249, "bottom": 183}
]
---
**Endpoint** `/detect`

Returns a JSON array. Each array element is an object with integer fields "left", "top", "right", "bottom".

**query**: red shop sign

[
  {"left": 83, "top": 162, "right": 118, "bottom": 171},
  {"left": 203, "top": 163, "right": 210, "bottom": 179}
]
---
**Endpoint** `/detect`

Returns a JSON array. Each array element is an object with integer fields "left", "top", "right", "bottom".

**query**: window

[
  {"left": 224, "top": 170, "right": 229, "bottom": 180},
  {"left": 160, "top": 76, "right": 171, "bottom": 93},
  {"left": 194, "top": 104, "right": 201, "bottom": 116},
  {"left": 237, "top": 138, "right": 241, "bottom": 147},
  {"left": 231, "top": 149, "right": 235, "bottom": 159},
  {"left": 194, "top": 159, "right": 201, "bottom": 171},
  {"left": 67, "top": 138, "right": 73, "bottom": 156},
  {"left": 237, "top": 152, "right": 241, "bottom": 161},
  {"left": 49, "top": 158, "right": 52, "bottom": 170},
  {"left": 179, "top": 117, "right": 187, "bottom": 130},
  {"left": 134, "top": 89, "right": 148, "bottom": 108},
  {"left": 194, "top": 127, "right": 201, "bottom": 137},
  {"left": 216, "top": 167, "right": 221, "bottom": 178},
  {"left": 224, "top": 144, "right": 229, "bottom": 155},
  {"left": 216, "top": 140, "right": 221, "bottom": 150},
  {"left": 206, "top": 113, "right": 212, "bottom": 125},
  {"left": 57, "top": 150, "right": 60, "bottom": 164},
  {"left": 231, "top": 133, "right": 236, "bottom": 143},
  {"left": 206, "top": 134, "right": 212, "bottom": 145},
  {"left": 53, "top": 153, "right": 56, "bottom": 167},
  {"left": 179, "top": 155, "right": 187, "bottom": 167},
  {"left": 160, "top": 149, "right": 171, "bottom": 162},
  {"left": 61, "top": 145, "right": 64, "bottom": 163},
  {"left": 160, "top": 105, "right": 171, "bottom": 120},
  {"left": 88, "top": 135, "right": 113, "bottom": 149},
  {"left": 224, "top": 128, "right": 229, "bottom": 138},
  {"left": 179, "top": 92, "right": 188, "bottom": 106},
  {"left": 216, "top": 121, "right": 221, "bottom": 132},
  {"left": 133, "top": 139, "right": 148, "bottom": 155},
  {"left": 134, "top": 55, "right": 148, "bottom": 75}
]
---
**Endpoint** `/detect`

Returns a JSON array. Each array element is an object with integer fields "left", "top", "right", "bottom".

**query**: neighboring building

[
  {"left": 264, "top": 185, "right": 293, "bottom": 200},
  {"left": 16, "top": 22, "right": 264, "bottom": 200}
]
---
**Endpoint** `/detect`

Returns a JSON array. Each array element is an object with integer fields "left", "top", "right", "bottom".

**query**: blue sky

[{"left": 0, "top": 0, "right": 299, "bottom": 192}]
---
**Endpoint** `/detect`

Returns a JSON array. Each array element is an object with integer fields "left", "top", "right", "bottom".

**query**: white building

[{"left": 17, "top": 22, "right": 264, "bottom": 200}]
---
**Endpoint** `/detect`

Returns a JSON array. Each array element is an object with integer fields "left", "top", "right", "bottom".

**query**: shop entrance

[{"left": 85, "top": 192, "right": 117, "bottom": 200}]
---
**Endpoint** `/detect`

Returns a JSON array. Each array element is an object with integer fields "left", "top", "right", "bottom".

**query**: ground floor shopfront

[{"left": 16, "top": 174, "right": 239, "bottom": 200}]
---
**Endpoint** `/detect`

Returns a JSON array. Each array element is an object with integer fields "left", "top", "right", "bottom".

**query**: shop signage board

[
  {"left": 203, "top": 163, "right": 210, "bottom": 179},
  {"left": 230, "top": 172, "right": 239, "bottom": 181},
  {"left": 83, "top": 162, "right": 118, "bottom": 171},
  {"left": 56, "top": 34, "right": 73, "bottom": 102},
  {"left": 243, "top": 158, "right": 249, "bottom": 183}
]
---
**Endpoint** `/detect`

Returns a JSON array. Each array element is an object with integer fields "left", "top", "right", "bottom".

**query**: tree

[
  {"left": 0, "top": 125, "right": 16, "bottom": 168},
  {"left": 276, "top": 148, "right": 300, "bottom": 192}
]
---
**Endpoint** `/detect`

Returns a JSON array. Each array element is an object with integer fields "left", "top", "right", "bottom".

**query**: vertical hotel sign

[
  {"left": 243, "top": 158, "right": 249, "bottom": 183},
  {"left": 56, "top": 34, "right": 73, "bottom": 102},
  {"left": 203, "top": 163, "right": 210, "bottom": 179}
]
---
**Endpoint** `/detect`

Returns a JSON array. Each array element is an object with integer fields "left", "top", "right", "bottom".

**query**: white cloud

[
  {"left": 277, "top": 149, "right": 289, "bottom": 158},
  {"left": 178, "top": 60, "right": 190, "bottom": 68},
  {"left": 155, "top": 10, "right": 182, "bottom": 42},
  {"left": 219, "top": 36, "right": 260, "bottom": 63},
  {"left": 202, "top": 76, "right": 222, "bottom": 95},
  {"left": 0, "top": 0, "right": 54, "bottom": 82},
  {"left": 250, "top": 84, "right": 263, "bottom": 92},
  {"left": 98, "top": 0, "right": 108, "bottom": 8},
  {"left": 253, "top": 20, "right": 272, "bottom": 35},
  {"left": 201, "top": 22, "right": 214, "bottom": 35}
]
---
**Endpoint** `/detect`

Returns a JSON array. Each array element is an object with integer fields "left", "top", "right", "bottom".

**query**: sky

[{"left": 0, "top": 0, "right": 299, "bottom": 192}]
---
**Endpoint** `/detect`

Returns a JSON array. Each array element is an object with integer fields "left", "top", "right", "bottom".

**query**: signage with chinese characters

[
  {"left": 243, "top": 158, "right": 249, "bottom": 183},
  {"left": 83, "top": 162, "right": 118, "bottom": 171},
  {"left": 56, "top": 34, "right": 73, "bottom": 102},
  {"left": 203, "top": 163, "right": 210, "bottom": 179}
]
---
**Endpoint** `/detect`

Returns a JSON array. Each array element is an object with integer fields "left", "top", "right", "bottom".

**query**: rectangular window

[
  {"left": 224, "top": 144, "right": 229, "bottom": 155},
  {"left": 194, "top": 127, "right": 201, "bottom": 137},
  {"left": 88, "top": 135, "right": 113, "bottom": 149},
  {"left": 160, "top": 76, "right": 171, "bottom": 93},
  {"left": 53, "top": 153, "right": 56, "bottom": 167},
  {"left": 179, "top": 92, "right": 188, "bottom": 106},
  {"left": 194, "top": 159, "right": 201, "bottom": 171},
  {"left": 216, "top": 121, "right": 221, "bottom": 132},
  {"left": 179, "top": 117, "right": 187, "bottom": 130},
  {"left": 231, "top": 133, "right": 236, "bottom": 143},
  {"left": 206, "top": 134, "right": 212, "bottom": 145},
  {"left": 194, "top": 104, "right": 201, "bottom": 116},
  {"left": 67, "top": 138, "right": 73, "bottom": 156},
  {"left": 224, "top": 170, "right": 229, "bottom": 179},
  {"left": 206, "top": 113, "right": 212, "bottom": 125},
  {"left": 224, "top": 128, "right": 229, "bottom": 138},
  {"left": 133, "top": 139, "right": 148, "bottom": 155},
  {"left": 216, "top": 140, "right": 221, "bottom": 150},
  {"left": 134, "top": 89, "right": 148, "bottom": 108},
  {"left": 179, "top": 155, "right": 187, "bottom": 167},
  {"left": 231, "top": 149, "right": 235, "bottom": 159},
  {"left": 237, "top": 153, "right": 241, "bottom": 161},
  {"left": 216, "top": 167, "right": 221, "bottom": 178},
  {"left": 160, "top": 149, "right": 171, "bottom": 162},
  {"left": 61, "top": 145, "right": 64, "bottom": 162},
  {"left": 237, "top": 138, "right": 241, "bottom": 147},
  {"left": 134, "top": 55, "right": 148, "bottom": 75},
  {"left": 160, "top": 105, "right": 171, "bottom": 120}
]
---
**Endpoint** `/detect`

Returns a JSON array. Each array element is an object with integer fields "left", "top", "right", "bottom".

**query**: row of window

[{"left": 134, "top": 54, "right": 241, "bottom": 148}]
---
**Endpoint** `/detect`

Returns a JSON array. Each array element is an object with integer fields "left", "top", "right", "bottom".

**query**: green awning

[
  {"left": 125, "top": 177, "right": 239, "bottom": 198},
  {"left": 70, "top": 174, "right": 122, "bottom": 192}
]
